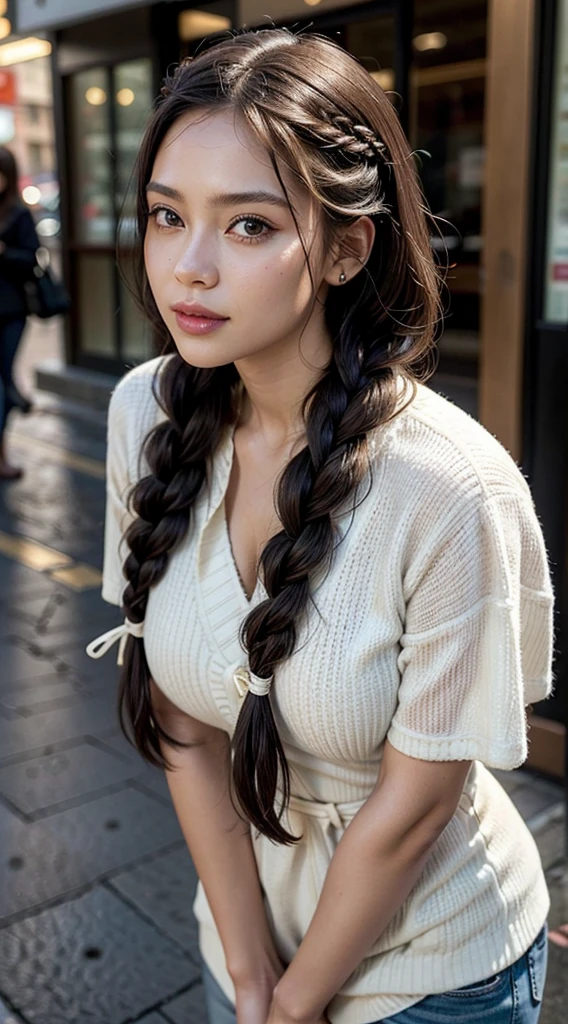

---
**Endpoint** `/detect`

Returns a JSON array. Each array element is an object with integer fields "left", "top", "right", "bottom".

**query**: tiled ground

[
  {"left": 0, "top": 388, "right": 207, "bottom": 1023},
  {"left": 0, "top": 337, "right": 565, "bottom": 1022}
]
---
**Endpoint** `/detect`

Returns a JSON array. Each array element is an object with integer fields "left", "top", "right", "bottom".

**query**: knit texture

[{"left": 96, "top": 355, "right": 554, "bottom": 1024}]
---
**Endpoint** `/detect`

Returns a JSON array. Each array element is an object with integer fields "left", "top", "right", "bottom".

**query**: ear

[{"left": 323, "top": 215, "right": 376, "bottom": 287}]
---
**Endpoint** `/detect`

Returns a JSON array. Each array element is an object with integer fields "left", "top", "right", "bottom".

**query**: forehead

[{"left": 151, "top": 107, "right": 305, "bottom": 205}]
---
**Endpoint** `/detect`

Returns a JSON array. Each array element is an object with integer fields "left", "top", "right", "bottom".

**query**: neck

[{"left": 234, "top": 320, "right": 333, "bottom": 448}]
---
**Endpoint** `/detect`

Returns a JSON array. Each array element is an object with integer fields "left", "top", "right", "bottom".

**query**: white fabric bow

[{"left": 85, "top": 618, "right": 144, "bottom": 666}]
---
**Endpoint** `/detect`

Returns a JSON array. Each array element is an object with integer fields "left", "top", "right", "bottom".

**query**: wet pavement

[{"left": 0, "top": 323, "right": 565, "bottom": 1023}]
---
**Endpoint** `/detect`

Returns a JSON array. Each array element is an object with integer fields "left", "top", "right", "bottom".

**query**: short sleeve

[
  {"left": 387, "top": 489, "right": 554, "bottom": 769},
  {"left": 101, "top": 384, "right": 135, "bottom": 607}
]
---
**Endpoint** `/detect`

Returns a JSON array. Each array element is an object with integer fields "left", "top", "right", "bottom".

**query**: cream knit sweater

[{"left": 89, "top": 355, "right": 554, "bottom": 1024}]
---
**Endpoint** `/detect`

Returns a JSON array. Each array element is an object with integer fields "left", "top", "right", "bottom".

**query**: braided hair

[{"left": 117, "top": 27, "right": 442, "bottom": 845}]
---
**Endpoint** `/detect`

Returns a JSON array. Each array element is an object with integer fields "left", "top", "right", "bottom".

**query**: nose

[{"left": 173, "top": 234, "right": 219, "bottom": 289}]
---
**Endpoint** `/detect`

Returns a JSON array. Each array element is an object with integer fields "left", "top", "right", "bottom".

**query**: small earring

[{"left": 338, "top": 270, "right": 346, "bottom": 284}]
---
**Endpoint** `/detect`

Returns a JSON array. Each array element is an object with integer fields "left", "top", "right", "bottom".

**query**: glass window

[
  {"left": 410, "top": 0, "right": 487, "bottom": 380},
  {"left": 544, "top": 0, "right": 568, "bottom": 322},
  {"left": 119, "top": 276, "right": 155, "bottom": 362},
  {"left": 114, "top": 58, "right": 154, "bottom": 362},
  {"left": 70, "top": 58, "right": 155, "bottom": 363},
  {"left": 28, "top": 142, "right": 42, "bottom": 174},
  {"left": 69, "top": 67, "right": 114, "bottom": 244},
  {"left": 346, "top": 16, "right": 395, "bottom": 93},
  {"left": 77, "top": 254, "right": 116, "bottom": 356},
  {"left": 114, "top": 58, "right": 153, "bottom": 226}
]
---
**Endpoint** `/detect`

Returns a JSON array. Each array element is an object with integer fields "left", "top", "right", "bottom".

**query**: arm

[
  {"left": 0, "top": 209, "right": 38, "bottom": 279},
  {"left": 272, "top": 489, "right": 552, "bottom": 1023},
  {"left": 270, "top": 740, "right": 472, "bottom": 1023},
  {"left": 150, "top": 679, "right": 285, "bottom": 1019}
]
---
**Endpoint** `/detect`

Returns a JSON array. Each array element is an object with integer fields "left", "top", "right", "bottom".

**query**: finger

[{"left": 549, "top": 924, "right": 568, "bottom": 948}]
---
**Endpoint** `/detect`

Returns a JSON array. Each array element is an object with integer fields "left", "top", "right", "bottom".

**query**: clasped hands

[
  {"left": 266, "top": 995, "right": 330, "bottom": 1024},
  {"left": 235, "top": 978, "right": 330, "bottom": 1024}
]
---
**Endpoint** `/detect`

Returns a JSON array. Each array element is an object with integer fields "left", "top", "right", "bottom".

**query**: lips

[
  {"left": 171, "top": 302, "right": 228, "bottom": 320},
  {"left": 171, "top": 303, "right": 229, "bottom": 337}
]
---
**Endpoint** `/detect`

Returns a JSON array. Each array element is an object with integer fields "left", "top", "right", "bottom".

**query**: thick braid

[
  {"left": 232, "top": 334, "right": 402, "bottom": 843},
  {"left": 118, "top": 355, "right": 237, "bottom": 765}
]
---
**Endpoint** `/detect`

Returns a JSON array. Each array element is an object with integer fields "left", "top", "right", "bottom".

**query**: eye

[
  {"left": 147, "top": 205, "right": 183, "bottom": 229},
  {"left": 228, "top": 215, "right": 273, "bottom": 242}
]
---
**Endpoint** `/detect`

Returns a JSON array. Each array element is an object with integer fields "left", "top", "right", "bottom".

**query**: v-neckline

[
  {"left": 216, "top": 421, "right": 266, "bottom": 608},
  {"left": 221, "top": 496, "right": 263, "bottom": 606}
]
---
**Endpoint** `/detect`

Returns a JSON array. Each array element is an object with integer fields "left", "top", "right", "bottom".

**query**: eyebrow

[{"left": 145, "top": 181, "right": 289, "bottom": 209}]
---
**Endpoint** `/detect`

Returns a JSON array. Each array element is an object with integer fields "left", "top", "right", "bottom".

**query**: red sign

[
  {"left": 0, "top": 69, "right": 15, "bottom": 106},
  {"left": 552, "top": 263, "right": 568, "bottom": 281}
]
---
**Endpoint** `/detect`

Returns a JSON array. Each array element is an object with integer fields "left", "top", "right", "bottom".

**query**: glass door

[
  {"left": 66, "top": 57, "right": 154, "bottom": 370},
  {"left": 410, "top": 0, "right": 488, "bottom": 419}
]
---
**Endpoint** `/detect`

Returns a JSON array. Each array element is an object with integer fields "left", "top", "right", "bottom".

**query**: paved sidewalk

[{"left": 0, "top": 321, "right": 564, "bottom": 1023}]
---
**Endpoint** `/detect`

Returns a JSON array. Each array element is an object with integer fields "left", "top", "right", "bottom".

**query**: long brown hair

[{"left": 117, "top": 27, "right": 443, "bottom": 844}]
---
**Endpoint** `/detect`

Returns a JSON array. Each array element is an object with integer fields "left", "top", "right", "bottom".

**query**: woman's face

[{"left": 144, "top": 108, "right": 336, "bottom": 369}]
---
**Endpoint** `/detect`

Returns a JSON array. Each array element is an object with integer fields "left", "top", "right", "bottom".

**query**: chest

[
  {"left": 223, "top": 429, "right": 295, "bottom": 600},
  {"left": 143, "top": 469, "right": 405, "bottom": 762}
]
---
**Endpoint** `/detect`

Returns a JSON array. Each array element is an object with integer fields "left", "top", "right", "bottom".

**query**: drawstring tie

[
  {"left": 288, "top": 792, "right": 344, "bottom": 830},
  {"left": 85, "top": 618, "right": 144, "bottom": 666}
]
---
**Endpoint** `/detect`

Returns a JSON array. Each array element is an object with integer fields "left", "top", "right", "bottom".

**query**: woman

[
  {"left": 0, "top": 145, "right": 37, "bottom": 480},
  {"left": 86, "top": 28, "right": 553, "bottom": 1024}
]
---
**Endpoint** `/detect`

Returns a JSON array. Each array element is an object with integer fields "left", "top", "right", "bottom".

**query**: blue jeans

[
  {"left": 201, "top": 922, "right": 548, "bottom": 1024},
  {"left": 0, "top": 316, "right": 26, "bottom": 435}
]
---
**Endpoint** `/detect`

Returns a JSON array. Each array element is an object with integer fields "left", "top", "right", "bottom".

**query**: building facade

[{"left": 11, "top": 0, "right": 567, "bottom": 781}]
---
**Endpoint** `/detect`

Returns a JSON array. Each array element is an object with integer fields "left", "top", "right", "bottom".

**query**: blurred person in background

[{"left": 0, "top": 145, "right": 39, "bottom": 480}]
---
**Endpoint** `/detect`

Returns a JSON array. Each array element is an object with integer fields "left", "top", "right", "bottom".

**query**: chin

[
  {"left": 172, "top": 340, "right": 240, "bottom": 371},
  {"left": 173, "top": 332, "right": 267, "bottom": 368}
]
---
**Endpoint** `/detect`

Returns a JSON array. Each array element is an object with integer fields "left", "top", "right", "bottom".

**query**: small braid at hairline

[
  {"left": 328, "top": 115, "right": 388, "bottom": 164},
  {"left": 232, "top": 330, "right": 413, "bottom": 845},
  {"left": 116, "top": 354, "right": 239, "bottom": 768},
  {"left": 257, "top": 105, "right": 389, "bottom": 168}
]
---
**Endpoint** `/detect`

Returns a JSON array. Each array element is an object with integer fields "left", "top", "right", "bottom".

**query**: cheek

[
  {"left": 144, "top": 237, "right": 169, "bottom": 305},
  {"left": 143, "top": 236, "right": 156, "bottom": 283},
  {"left": 233, "top": 239, "right": 313, "bottom": 306}
]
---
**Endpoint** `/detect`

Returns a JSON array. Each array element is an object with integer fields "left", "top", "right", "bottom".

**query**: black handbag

[{"left": 23, "top": 247, "right": 71, "bottom": 319}]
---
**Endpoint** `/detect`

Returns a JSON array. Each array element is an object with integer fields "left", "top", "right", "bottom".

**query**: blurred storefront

[
  {"left": 0, "top": 22, "right": 60, "bottom": 250},
  {"left": 10, "top": 0, "right": 567, "bottom": 781}
]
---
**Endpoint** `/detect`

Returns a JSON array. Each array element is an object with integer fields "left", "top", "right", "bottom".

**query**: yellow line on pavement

[
  {"left": 2, "top": 430, "right": 105, "bottom": 588},
  {"left": 0, "top": 531, "right": 102, "bottom": 590},
  {"left": 8, "top": 431, "right": 106, "bottom": 480},
  {"left": 0, "top": 531, "right": 72, "bottom": 571},
  {"left": 50, "top": 564, "right": 103, "bottom": 590}
]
